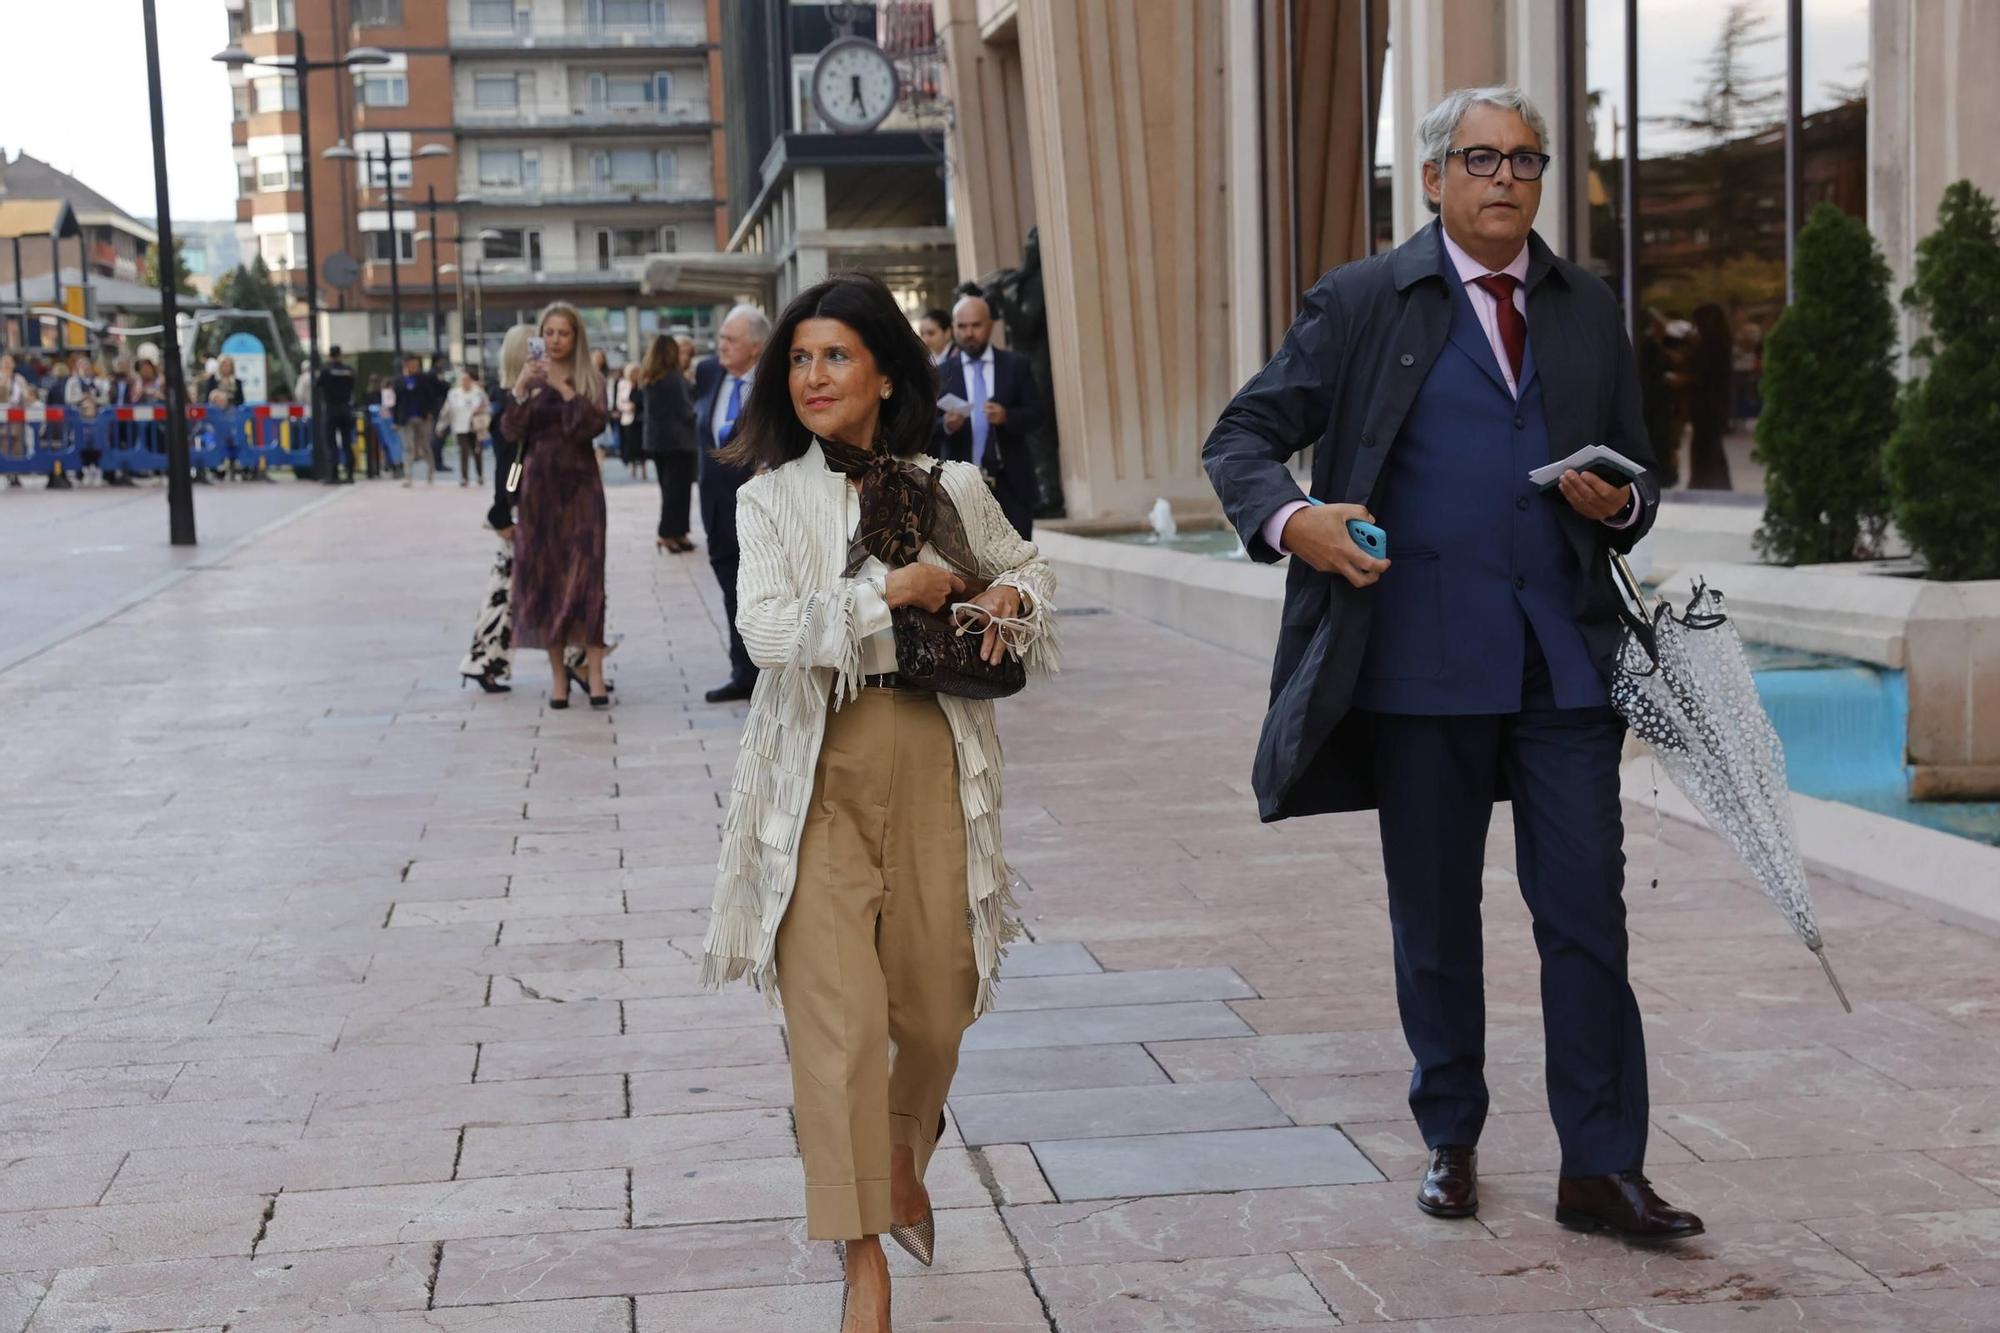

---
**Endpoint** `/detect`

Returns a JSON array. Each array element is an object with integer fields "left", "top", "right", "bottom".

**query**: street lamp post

[
  {"left": 469, "top": 262, "right": 524, "bottom": 382},
  {"left": 324, "top": 140, "right": 449, "bottom": 377},
  {"left": 213, "top": 39, "right": 390, "bottom": 486},
  {"left": 378, "top": 149, "right": 405, "bottom": 372},
  {"left": 424, "top": 187, "right": 442, "bottom": 360},
  {"left": 143, "top": 0, "right": 195, "bottom": 544},
  {"left": 419, "top": 227, "right": 501, "bottom": 374}
]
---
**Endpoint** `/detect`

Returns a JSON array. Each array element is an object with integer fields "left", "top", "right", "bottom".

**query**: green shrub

[
  {"left": 1884, "top": 180, "right": 2000, "bottom": 581},
  {"left": 1753, "top": 203, "right": 1897, "bottom": 564}
]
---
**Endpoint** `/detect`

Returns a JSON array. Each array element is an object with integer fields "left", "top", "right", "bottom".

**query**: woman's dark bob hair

[{"left": 713, "top": 272, "right": 939, "bottom": 473}]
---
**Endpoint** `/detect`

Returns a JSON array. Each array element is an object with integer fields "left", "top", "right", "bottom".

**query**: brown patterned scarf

[{"left": 819, "top": 437, "right": 977, "bottom": 575}]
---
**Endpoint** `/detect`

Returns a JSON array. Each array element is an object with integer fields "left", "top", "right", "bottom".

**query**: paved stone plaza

[{"left": 3, "top": 478, "right": 1998, "bottom": 1332}]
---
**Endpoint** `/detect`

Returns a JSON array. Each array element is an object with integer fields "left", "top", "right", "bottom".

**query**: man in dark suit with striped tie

[{"left": 695, "top": 305, "right": 768, "bottom": 704}]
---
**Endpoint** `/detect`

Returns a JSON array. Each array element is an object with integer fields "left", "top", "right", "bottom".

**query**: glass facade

[{"left": 1569, "top": 0, "right": 1870, "bottom": 491}]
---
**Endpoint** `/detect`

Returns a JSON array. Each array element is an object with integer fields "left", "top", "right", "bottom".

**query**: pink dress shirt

[{"left": 1262, "top": 230, "right": 1639, "bottom": 555}]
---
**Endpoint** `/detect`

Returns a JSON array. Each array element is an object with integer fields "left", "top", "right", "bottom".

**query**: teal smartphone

[{"left": 1306, "top": 497, "right": 1388, "bottom": 559}]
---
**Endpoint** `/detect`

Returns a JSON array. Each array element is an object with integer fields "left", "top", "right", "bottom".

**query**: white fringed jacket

[{"left": 700, "top": 441, "right": 1059, "bottom": 1016}]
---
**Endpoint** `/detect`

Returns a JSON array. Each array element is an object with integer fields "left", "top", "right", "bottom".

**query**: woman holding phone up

[
  {"left": 505, "top": 303, "right": 612, "bottom": 709},
  {"left": 700, "top": 273, "right": 1058, "bottom": 1333}
]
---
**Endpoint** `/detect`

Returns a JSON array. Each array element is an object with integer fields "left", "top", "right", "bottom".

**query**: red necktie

[{"left": 1471, "top": 273, "right": 1525, "bottom": 383}]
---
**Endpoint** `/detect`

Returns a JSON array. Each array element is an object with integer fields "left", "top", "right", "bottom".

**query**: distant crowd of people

[{"left": 0, "top": 348, "right": 169, "bottom": 489}]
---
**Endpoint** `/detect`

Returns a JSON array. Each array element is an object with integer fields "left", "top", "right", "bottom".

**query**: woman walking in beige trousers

[{"left": 700, "top": 273, "right": 1057, "bottom": 1332}]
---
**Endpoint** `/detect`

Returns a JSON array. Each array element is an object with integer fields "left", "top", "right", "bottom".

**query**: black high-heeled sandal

[
  {"left": 565, "top": 664, "right": 613, "bottom": 696},
  {"left": 463, "top": 674, "right": 511, "bottom": 695}
]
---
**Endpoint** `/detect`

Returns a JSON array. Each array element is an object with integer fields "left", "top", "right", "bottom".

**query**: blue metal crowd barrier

[
  {"left": 0, "top": 406, "right": 82, "bottom": 477},
  {"left": 0, "top": 406, "right": 322, "bottom": 478}
]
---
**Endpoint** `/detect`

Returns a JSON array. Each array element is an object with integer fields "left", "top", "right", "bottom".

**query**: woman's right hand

[
  {"left": 495, "top": 525, "right": 514, "bottom": 542},
  {"left": 884, "top": 564, "right": 965, "bottom": 613},
  {"left": 513, "top": 359, "right": 548, "bottom": 399}
]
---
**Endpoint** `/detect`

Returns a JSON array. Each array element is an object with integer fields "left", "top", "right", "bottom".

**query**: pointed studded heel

[{"left": 888, "top": 1205, "right": 935, "bottom": 1267}]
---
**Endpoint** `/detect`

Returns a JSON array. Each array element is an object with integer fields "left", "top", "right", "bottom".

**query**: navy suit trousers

[
  {"left": 699, "top": 484, "right": 755, "bottom": 687},
  {"left": 1369, "top": 628, "right": 1648, "bottom": 1177}
]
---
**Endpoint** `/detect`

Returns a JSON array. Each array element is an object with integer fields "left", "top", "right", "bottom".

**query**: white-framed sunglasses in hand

[{"left": 950, "top": 601, "right": 1032, "bottom": 666}]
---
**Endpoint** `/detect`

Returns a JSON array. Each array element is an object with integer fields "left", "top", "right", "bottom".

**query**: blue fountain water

[{"left": 1748, "top": 646, "right": 2000, "bottom": 846}]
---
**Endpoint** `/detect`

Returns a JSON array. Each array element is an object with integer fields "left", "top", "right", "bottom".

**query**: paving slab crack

[
  {"left": 966, "top": 1143, "right": 1058, "bottom": 1331},
  {"left": 423, "top": 1238, "right": 444, "bottom": 1309},
  {"left": 248, "top": 1191, "right": 279, "bottom": 1257}
]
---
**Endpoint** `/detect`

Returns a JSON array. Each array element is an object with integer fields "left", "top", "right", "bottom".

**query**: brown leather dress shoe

[
  {"left": 1556, "top": 1170, "right": 1704, "bottom": 1240},
  {"left": 1417, "top": 1144, "right": 1478, "bottom": 1218}
]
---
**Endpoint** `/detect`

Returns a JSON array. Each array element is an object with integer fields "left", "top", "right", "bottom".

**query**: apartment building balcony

[
  {"left": 474, "top": 264, "right": 648, "bottom": 288},
  {"left": 361, "top": 261, "right": 662, "bottom": 296},
  {"left": 448, "top": 20, "right": 709, "bottom": 53},
  {"left": 459, "top": 178, "right": 714, "bottom": 208},
  {"left": 454, "top": 101, "right": 712, "bottom": 134}
]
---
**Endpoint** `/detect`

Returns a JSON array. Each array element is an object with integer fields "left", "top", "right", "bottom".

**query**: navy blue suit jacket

[
  {"left": 693, "top": 358, "right": 751, "bottom": 551},
  {"left": 1202, "top": 222, "right": 1660, "bottom": 821}
]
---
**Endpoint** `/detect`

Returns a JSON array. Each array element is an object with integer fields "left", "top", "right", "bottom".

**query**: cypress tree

[
  {"left": 1885, "top": 180, "right": 2000, "bottom": 581},
  {"left": 1753, "top": 203, "right": 1898, "bottom": 564}
]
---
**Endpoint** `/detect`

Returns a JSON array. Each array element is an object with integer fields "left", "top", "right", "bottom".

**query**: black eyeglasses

[{"left": 1447, "top": 146, "right": 1552, "bottom": 180}]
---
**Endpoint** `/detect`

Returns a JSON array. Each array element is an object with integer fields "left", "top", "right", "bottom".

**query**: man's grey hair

[
  {"left": 721, "top": 303, "right": 771, "bottom": 346},
  {"left": 1417, "top": 85, "right": 1551, "bottom": 214}
]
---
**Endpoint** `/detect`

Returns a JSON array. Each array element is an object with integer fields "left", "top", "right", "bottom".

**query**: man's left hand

[
  {"left": 963, "top": 584, "right": 1024, "bottom": 665},
  {"left": 983, "top": 401, "right": 1007, "bottom": 426},
  {"left": 1558, "top": 469, "right": 1632, "bottom": 522}
]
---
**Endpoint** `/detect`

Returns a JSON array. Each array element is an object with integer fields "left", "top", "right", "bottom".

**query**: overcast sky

[
  {"left": 0, "top": 2, "right": 242, "bottom": 222},
  {"left": 3, "top": 0, "right": 1872, "bottom": 225}
]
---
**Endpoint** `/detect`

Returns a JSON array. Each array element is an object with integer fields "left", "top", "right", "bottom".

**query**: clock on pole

[{"left": 810, "top": 35, "right": 900, "bottom": 134}]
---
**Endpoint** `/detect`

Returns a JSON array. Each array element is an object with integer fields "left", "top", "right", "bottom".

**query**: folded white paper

[
  {"left": 1528, "top": 445, "right": 1645, "bottom": 490},
  {"left": 936, "top": 393, "right": 971, "bottom": 414}
]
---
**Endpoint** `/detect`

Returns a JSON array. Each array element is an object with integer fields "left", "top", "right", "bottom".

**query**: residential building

[
  {"left": 0, "top": 151, "right": 160, "bottom": 351},
  {"left": 224, "top": 0, "right": 730, "bottom": 367},
  {"left": 0, "top": 151, "right": 157, "bottom": 287}
]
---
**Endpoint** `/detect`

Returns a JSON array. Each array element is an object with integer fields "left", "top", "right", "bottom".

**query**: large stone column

[
  {"left": 1871, "top": 0, "right": 2000, "bottom": 370},
  {"left": 935, "top": 0, "right": 1036, "bottom": 282},
  {"left": 1012, "top": 0, "right": 1238, "bottom": 522},
  {"left": 1388, "top": 0, "right": 1505, "bottom": 245}
]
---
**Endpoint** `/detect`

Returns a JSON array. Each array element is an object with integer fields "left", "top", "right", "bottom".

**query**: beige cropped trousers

[{"left": 775, "top": 687, "right": 979, "bottom": 1241}]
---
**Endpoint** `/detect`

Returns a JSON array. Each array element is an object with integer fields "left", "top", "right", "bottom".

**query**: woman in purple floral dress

[{"left": 504, "top": 302, "right": 611, "bottom": 708}]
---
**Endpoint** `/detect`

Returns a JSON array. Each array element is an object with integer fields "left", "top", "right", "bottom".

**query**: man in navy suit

[
  {"left": 695, "top": 305, "right": 767, "bottom": 704},
  {"left": 1203, "top": 87, "right": 1702, "bottom": 1243},
  {"left": 934, "top": 295, "right": 1042, "bottom": 539}
]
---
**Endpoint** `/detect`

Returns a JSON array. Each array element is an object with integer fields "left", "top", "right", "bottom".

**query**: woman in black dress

[
  {"left": 505, "top": 303, "right": 611, "bottom": 709},
  {"left": 1686, "top": 303, "right": 1735, "bottom": 491},
  {"left": 635, "top": 334, "right": 697, "bottom": 553}
]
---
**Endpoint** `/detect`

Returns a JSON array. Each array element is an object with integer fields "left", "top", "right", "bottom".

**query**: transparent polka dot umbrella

[{"left": 1608, "top": 555, "right": 1851, "bottom": 1012}]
